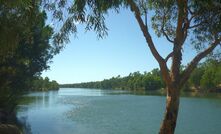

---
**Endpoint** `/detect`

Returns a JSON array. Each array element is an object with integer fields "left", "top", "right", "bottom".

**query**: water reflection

[
  {"left": 58, "top": 88, "right": 103, "bottom": 96},
  {"left": 18, "top": 116, "right": 33, "bottom": 134},
  {"left": 58, "top": 88, "right": 129, "bottom": 96},
  {"left": 17, "top": 88, "right": 221, "bottom": 134},
  {"left": 17, "top": 91, "right": 74, "bottom": 134}
]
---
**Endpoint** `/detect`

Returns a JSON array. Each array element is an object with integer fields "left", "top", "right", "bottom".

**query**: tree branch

[
  {"left": 162, "top": 28, "right": 174, "bottom": 43},
  {"left": 188, "top": 22, "right": 205, "bottom": 29},
  {"left": 170, "top": 0, "right": 188, "bottom": 84},
  {"left": 188, "top": 13, "right": 198, "bottom": 24},
  {"left": 187, "top": 7, "right": 193, "bottom": 15},
  {"left": 140, "top": 0, "right": 148, "bottom": 30},
  {"left": 180, "top": 0, "right": 189, "bottom": 45},
  {"left": 165, "top": 52, "right": 173, "bottom": 62},
  {"left": 127, "top": 0, "right": 164, "bottom": 63},
  {"left": 127, "top": 0, "right": 172, "bottom": 86},
  {"left": 188, "top": 15, "right": 213, "bottom": 29},
  {"left": 179, "top": 37, "right": 221, "bottom": 88},
  {"left": 161, "top": 10, "right": 174, "bottom": 44},
  {"left": 175, "top": 0, "right": 185, "bottom": 41}
]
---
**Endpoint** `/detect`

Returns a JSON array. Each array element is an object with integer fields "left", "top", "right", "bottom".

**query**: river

[{"left": 17, "top": 88, "right": 221, "bottom": 134}]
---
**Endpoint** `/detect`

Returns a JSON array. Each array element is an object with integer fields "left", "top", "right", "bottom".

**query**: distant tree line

[
  {"left": 27, "top": 77, "right": 59, "bottom": 91},
  {"left": 62, "top": 59, "right": 221, "bottom": 92},
  {"left": 61, "top": 68, "right": 164, "bottom": 91}
]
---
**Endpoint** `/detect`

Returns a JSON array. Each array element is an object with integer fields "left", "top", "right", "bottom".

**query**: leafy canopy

[
  {"left": 44, "top": 0, "right": 220, "bottom": 55},
  {"left": 0, "top": 0, "right": 57, "bottom": 111}
]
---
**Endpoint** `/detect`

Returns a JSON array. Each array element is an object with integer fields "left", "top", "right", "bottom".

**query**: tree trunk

[{"left": 159, "top": 87, "right": 180, "bottom": 134}]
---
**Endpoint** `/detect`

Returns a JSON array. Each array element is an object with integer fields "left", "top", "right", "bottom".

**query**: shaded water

[{"left": 17, "top": 88, "right": 221, "bottom": 134}]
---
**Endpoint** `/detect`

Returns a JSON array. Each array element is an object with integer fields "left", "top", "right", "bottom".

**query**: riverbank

[
  {"left": 0, "top": 86, "right": 60, "bottom": 134},
  {"left": 0, "top": 109, "right": 22, "bottom": 134},
  {"left": 0, "top": 124, "right": 21, "bottom": 134}
]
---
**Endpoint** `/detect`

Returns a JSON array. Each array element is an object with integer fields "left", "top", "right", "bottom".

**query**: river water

[{"left": 17, "top": 88, "right": 221, "bottom": 134}]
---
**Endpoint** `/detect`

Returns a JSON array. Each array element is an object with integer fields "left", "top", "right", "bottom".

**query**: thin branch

[
  {"left": 187, "top": 7, "right": 193, "bottom": 15},
  {"left": 165, "top": 52, "right": 173, "bottom": 62},
  {"left": 179, "top": 37, "right": 221, "bottom": 88},
  {"left": 187, "top": 6, "right": 220, "bottom": 30},
  {"left": 127, "top": 0, "right": 164, "bottom": 63},
  {"left": 188, "top": 22, "right": 205, "bottom": 29},
  {"left": 188, "top": 13, "right": 198, "bottom": 23},
  {"left": 139, "top": 0, "right": 148, "bottom": 30},
  {"left": 161, "top": 14, "right": 174, "bottom": 43},
  {"left": 182, "top": 19, "right": 189, "bottom": 44},
  {"left": 161, "top": 8, "right": 174, "bottom": 43},
  {"left": 162, "top": 28, "right": 174, "bottom": 43},
  {"left": 188, "top": 15, "right": 213, "bottom": 29},
  {"left": 127, "top": 0, "right": 172, "bottom": 86}
]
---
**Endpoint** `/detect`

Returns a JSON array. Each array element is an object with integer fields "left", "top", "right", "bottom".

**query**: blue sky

[{"left": 42, "top": 9, "right": 196, "bottom": 84}]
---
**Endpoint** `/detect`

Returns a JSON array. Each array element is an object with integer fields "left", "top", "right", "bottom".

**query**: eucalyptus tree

[{"left": 45, "top": 0, "right": 221, "bottom": 133}]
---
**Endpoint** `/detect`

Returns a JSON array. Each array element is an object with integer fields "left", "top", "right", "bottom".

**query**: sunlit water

[{"left": 17, "top": 88, "right": 221, "bottom": 134}]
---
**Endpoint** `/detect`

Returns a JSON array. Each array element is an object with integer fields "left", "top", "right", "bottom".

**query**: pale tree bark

[
  {"left": 127, "top": 1, "right": 181, "bottom": 133},
  {"left": 159, "top": 86, "right": 180, "bottom": 134},
  {"left": 159, "top": 40, "right": 220, "bottom": 134},
  {"left": 127, "top": 0, "right": 221, "bottom": 134},
  {"left": 127, "top": 0, "right": 172, "bottom": 87},
  {"left": 159, "top": 1, "right": 188, "bottom": 133}
]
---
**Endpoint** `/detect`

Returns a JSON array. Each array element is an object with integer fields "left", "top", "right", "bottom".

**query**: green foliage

[
  {"left": 43, "top": 0, "right": 221, "bottom": 59},
  {"left": 29, "top": 77, "right": 59, "bottom": 91},
  {"left": 61, "top": 68, "right": 164, "bottom": 91},
  {"left": 188, "top": 65, "right": 205, "bottom": 88},
  {"left": 200, "top": 68, "right": 216, "bottom": 89},
  {"left": 200, "top": 60, "right": 221, "bottom": 90},
  {"left": 42, "top": 0, "right": 125, "bottom": 45},
  {"left": 187, "top": 59, "right": 221, "bottom": 91},
  {"left": 148, "top": 0, "right": 221, "bottom": 50},
  {"left": 0, "top": 1, "right": 58, "bottom": 113}
]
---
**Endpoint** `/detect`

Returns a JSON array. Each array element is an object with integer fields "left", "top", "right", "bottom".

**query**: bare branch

[
  {"left": 162, "top": 28, "right": 174, "bottom": 43},
  {"left": 127, "top": 0, "right": 172, "bottom": 86},
  {"left": 188, "top": 22, "right": 205, "bottom": 29},
  {"left": 189, "top": 13, "right": 198, "bottom": 23},
  {"left": 187, "top": 7, "right": 193, "bottom": 15},
  {"left": 165, "top": 52, "right": 173, "bottom": 62},
  {"left": 127, "top": 0, "right": 164, "bottom": 63},
  {"left": 188, "top": 14, "right": 213, "bottom": 29},
  {"left": 179, "top": 37, "right": 221, "bottom": 88}
]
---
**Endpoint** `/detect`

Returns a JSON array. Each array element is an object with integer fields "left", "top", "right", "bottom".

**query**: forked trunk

[{"left": 159, "top": 87, "right": 180, "bottom": 134}]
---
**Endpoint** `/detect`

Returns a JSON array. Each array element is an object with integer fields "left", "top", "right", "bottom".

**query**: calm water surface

[{"left": 17, "top": 88, "right": 221, "bottom": 134}]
